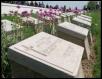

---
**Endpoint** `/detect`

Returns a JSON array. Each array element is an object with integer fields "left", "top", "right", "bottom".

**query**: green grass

[{"left": 87, "top": 10, "right": 101, "bottom": 78}]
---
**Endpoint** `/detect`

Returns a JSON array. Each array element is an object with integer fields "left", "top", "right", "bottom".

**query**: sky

[{"left": 37, "top": 1, "right": 89, "bottom": 9}]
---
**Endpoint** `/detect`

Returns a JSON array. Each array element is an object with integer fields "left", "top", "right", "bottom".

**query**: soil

[{"left": 82, "top": 36, "right": 96, "bottom": 78}]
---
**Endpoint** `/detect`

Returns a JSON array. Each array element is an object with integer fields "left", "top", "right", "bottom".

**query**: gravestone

[
  {"left": 61, "top": 14, "right": 67, "bottom": 22},
  {"left": 1, "top": 19, "right": 23, "bottom": 33},
  {"left": 62, "top": 13, "right": 71, "bottom": 22},
  {"left": 8, "top": 32, "right": 84, "bottom": 78},
  {"left": 72, "top": 17, "right": 91, "bottom": 29},
  {"left": 80, "top": 14, "right": 92, "bottom": 19},
  {"left": 57, "top": 22, "right": 91, "bottom": 60},
  {"left": 66, "top": 12, "right": 76, "bottom": 22},
  {"left": 72, "top": 17, "right": 93, "bottom": 45},
  {"left": 77, "top": 16, "right": 92, "bottom": 22}
]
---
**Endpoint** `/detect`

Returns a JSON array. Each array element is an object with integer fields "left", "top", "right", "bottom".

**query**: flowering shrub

[{"left": 21, "top": 11, "right": 31, "bottom": 17}]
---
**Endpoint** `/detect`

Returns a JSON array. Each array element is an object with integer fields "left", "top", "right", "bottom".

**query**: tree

[
  {"left": 30, "top": 1, "right": 34, "bottom": 6},
  {"left": 83, "top": 5, "right": 87, "bottom": 10},
  {"left": 87, "top": 1, "right": 97, "bottom": 11},
  {"left": 46, "top": 4, "right": 49, "bottom": 8},
  {"left": 63, "top": 5, "right": 66, "bottom": 12},
  {"left": 35, "top": 1, "right": 38, "bottom": 7},
  {"left": 38, "top": 2, "right": 42, "bottom": 7}
]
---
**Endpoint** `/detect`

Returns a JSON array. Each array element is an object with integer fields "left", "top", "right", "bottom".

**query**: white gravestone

[
  {"left": 77, "top": 16, "right": 92, "bottom": 22},
  {"left": 8, "top": 32, "right": 84, "bottom": 78},
  {"left": 72, "top": 17, "right": 93, "bottom": 45},
  {"left": 1, "top": 19, "right": 23, "bottom": 32},
  {"left": 72, "top": 17, "right": 91, "bottom": 29},
  {"left": 62, "top": 13, "right": 71, "bottom": 22},
  {"left": 80, "top": 14, "right": 92, "bottom": 19},
  {"left": 61, "top": 14, "right": 67, "bottom": 22},
  {"left": 57, "top": 22, "right": 91, "bottom": 60},
  {"left": 66, "top": 12, "right": 76, "bottom": 22}
]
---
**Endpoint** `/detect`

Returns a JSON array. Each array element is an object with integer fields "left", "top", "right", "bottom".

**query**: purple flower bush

[{"left": 37, "top": 8, "right": 58, "bottom": 34}]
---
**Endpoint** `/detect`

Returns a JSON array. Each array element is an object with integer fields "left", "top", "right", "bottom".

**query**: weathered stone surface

[
  {"left": 77, "top": 16, "right": 92, "bottom": 22},
  {"left": 8, "top": 32, "right": 84, "bottom": 78},
  {"left": 72, "top": 17, "right": 91, "bottom": 29},
  {"left": 57, "top": 22, "right": 91, "bottom": 60},
  {"left": 80, "top": 14, "right": 92, "bottom": 19},
  {"left": 58, "top": 22, "right": 89, "bottom": 40}
]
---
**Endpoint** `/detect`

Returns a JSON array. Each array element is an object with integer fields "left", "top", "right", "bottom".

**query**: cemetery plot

[
  {"left": 77, "top": 16, "right": 92, "bottom": 22},
  {"left": 8, "top": 32, "right": 84, "bottom": 78},
  {"left": 57, "top": 22, "right": 91, "bottom": 60},
  {"left": 72, "top": 16, "right": 93, "bottom": 45},
  {"left": 61, "top": 14, "right": 67, "bottom": 22},
  {"left": 72, "top": 17, "right": 91, "bottom": 29},
  {"left": 80, "top": 14, "right": 92, "bottom": 19}
]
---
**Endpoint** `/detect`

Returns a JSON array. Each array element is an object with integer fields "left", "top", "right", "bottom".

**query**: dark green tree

[{"left": 87, "top": 1, "right": 97, "bottom": 10}]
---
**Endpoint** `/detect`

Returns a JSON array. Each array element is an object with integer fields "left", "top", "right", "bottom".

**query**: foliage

[
  {"left": 87, "top": 1, "right": 98, "bottom": 11},
  {"left": 87, "top": 10, "right": 101, "bottom": 78}
]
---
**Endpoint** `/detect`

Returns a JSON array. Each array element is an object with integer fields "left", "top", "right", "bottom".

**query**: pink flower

[{"left": 44, "top": 10, "right": 47, "bottom": 14}]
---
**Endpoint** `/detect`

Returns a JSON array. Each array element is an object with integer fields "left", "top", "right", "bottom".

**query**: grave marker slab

[
  {"left": 77, "top": 16, "right": 92, "bottom": 22},
  {"left": 57, "top": 22, "right": 91, "bottom": 60},
  {"left": 72, "top": 17, "right": 91, "bottom": 29},
  {"left": 1, "top": 19, "right": 23, "bottom": 32},
  {"left": 8, "top": 32, "right": 84, "bottom": 78},
  {"left": 80, "top": 14, "right": 92, "bottom": 19},
  {"left": 61, "top": 14, "right": 67, "bottom": 22},
  {"left": 72, "top": 17, "right": 93, "bottom": 45}
]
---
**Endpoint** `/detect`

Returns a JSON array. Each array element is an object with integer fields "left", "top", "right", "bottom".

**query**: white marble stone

[
  {"left": 72, "top": 17, "right": 91, "bottom": 29},
  {"left": 57, "top": 22, "right": 91, "bottom": 60},
  {"left": 61, "top": 14, "right": 67, "bottom": 22},
  {"left": 1, "top": 19, "right": 23, "bottom": 32},
  {"left": 80, "top": 14, "right": 92, "bottom": 19},
  {"left": 66, "top": 12, "right": 76, "bottom": 16},
  {"left": 8, "top": 32, "right": 84, "bottom": 78},
  {"left": 77, "top": 16, "right": 92, "bottom": 22},
  {"left": 72, "top": 17, "right": 93, "bottom": 45},
  {"left": 21, "top": 17, "right": 43, "bottom": 24},
  {"left": 58, "top": 22, "right": 88, "bottom": 40}
]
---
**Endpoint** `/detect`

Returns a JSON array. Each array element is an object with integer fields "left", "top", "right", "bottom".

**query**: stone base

[
  {"left": 10, "top": 60, "right": 46, "bottom": 78},
  {"left": 10, "top": 60, "right": 84, "bottom": 78}
]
